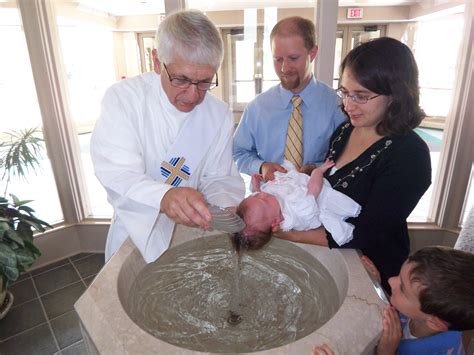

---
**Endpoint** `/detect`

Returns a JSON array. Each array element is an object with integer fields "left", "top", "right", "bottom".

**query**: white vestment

[
  {"left": 260, "top": 161, "right": 361, "bottom": 245},
  {"left": 91, "top": 72, "right": 245, "bottom": 263}
]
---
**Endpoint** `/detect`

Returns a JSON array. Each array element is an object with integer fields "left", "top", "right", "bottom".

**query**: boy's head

[
  {"left": 234, "top": 192, "right": 283, "bottom": 250},
  {"left": 389, "top": 246, "right": 474, "bottom": 332}
]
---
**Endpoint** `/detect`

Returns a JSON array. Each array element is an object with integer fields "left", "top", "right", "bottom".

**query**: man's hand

[
  {"left": 160, "top": 187, "right": 211, "bottom": 229},
  {"left": 260, "top": 162, "right": 287, "bottom": 181},
  {"left": 377, "top": 306, "right": 401, "bottom": 355}
]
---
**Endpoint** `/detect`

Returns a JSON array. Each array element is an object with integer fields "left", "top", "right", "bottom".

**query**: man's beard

[{"left": 280, "top": 73, "right": 300, "bottom": 91}]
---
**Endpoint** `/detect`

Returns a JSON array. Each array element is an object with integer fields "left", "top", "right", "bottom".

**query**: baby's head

[
  {"left": 389, "top": 246, "right": 474, "bottom": 331},
  {"left": 234, "top": 192, "right": 282, "bottom": 251}
]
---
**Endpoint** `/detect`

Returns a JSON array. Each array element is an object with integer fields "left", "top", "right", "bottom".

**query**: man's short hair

[
  {"left": 270, "top": 16, "right": 316, "bottom": 52},
  {"left": 155, "top": 9, "right": 223, "bottom": 69},
  {"left": 408, "top": 246, "right": 474, "bottom": 331}
]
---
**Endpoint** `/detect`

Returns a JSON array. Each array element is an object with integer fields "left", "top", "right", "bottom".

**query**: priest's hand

[
  {"left": 260, "top": 162, "right": 287, "bottom": 182},
  {"left": 160, "top": 187, "right": 211, "bottom": 229}
]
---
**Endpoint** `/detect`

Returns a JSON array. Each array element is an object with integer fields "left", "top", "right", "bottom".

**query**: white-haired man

[{"left": 91, "top": 10, "right": 245, "bottom": 263}]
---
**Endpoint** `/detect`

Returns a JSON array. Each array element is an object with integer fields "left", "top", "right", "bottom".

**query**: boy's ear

[{"left": 426, "top": 316, "right": 449, "bottom": 332}]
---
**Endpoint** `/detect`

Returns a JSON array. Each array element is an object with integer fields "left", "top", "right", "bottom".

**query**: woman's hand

[
  {"left": 312, "top": 343, "right": 335, "bottom": 355},
  {"left": 360, "top": 255, "right": 382, "bottom": 284},
  {"left": 274, "top": 227, "right": 329, "bottom": 246}
]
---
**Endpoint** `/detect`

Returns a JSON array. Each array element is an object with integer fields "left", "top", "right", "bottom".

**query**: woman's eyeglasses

[{"left": 336, "top": 88, "right": 380, "bottom": 104}]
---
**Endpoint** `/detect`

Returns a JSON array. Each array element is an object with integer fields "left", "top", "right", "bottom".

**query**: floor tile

[
  {"left": 69, "top": 253, "right": 93, "bottom": 262},
  {"left": 60, "top": 340, "right": 86, "bottom": 355},
  {"left": 0, "top": 253, "right": 103, "bottom": 353},
  {"left": 83, "top": 274, "right": 97, "bottom": 287},
  {"left": 31, "top": 259, "right": 71, "bottom": 276},
  {"left": 10, "top": 272, "right": 31, "bottom": 285},
  {"left": 0, "top": 323, "right": 58, "bottom": 355},
  {"left": 72, "top": 253, "right": 104, "bottom": 279},
  {"left": 33, "top": 264, "right": 81, "bottom": 295},
  {"left": 41, "top": 281, "right": 86, "bottom": 320},
  {"left": 0, "top": 299, "right": 46, "bottom": 340},
  {"left": 50, "top": 311, "right": 82, "bottom": 349},
  {"left": 8, "top": 278, "right": 37, "bottom": 305}
]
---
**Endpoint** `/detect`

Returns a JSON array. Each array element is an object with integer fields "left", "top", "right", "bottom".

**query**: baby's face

[{"left": 245, "top": 192, "right": 281, "bottom": 230}]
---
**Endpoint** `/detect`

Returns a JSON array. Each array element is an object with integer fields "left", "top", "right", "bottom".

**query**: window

[
  {"left": 461, "top": 166, "right": 474, "bottom": 226},
  {"left": 10, "top": 1, "right": 473, "bottom": 240},
  {"left": 411, "top": 10, "right": 466, "bottom": 223},
  {"left": 54, "top": 5, "right": 119, "bottom": 217},
  {"left": 0, "top": 5, "right": 63, "bottom": 224}
]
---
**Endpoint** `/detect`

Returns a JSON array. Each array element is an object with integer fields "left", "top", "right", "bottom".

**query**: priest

[{"left": 90, "top": 9, "right": 245, "bottom": 263}]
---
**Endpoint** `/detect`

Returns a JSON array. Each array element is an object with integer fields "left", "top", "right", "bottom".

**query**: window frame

[{"left": 15, "top": 0, "right": 474, "bottom": 236}]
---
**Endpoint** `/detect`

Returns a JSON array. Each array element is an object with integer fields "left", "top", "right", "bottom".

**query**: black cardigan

[{"left": 323, "top": 122, "right": 432, "bottom": 291}]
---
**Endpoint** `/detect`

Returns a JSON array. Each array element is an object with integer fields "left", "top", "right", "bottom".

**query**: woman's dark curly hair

[{"left": 339, "top": 37, "right": 425, "bottom": 136}]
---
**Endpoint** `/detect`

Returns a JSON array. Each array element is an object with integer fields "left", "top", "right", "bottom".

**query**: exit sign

[{"left": 347, "top": 8, "right": 363, "bottom": 19}]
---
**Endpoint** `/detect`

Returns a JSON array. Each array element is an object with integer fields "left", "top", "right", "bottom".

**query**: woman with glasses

[
  {"left": 91, "top": 10, "right": 245, "bottom": 264},
  {"left": 276, "top": 37, "right": 431, "bottom": 292}
]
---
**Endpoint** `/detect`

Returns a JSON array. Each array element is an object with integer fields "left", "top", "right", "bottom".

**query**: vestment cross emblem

[{"left": 160, "top": 157, "right": 190, "bottom": 186}]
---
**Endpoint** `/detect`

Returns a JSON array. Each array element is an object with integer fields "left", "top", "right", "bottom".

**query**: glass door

[
  {"left": 223, "top": 27, "right": 278, "bottom": 113},
  {"left": 333, "top": 25, "right": 385, "bottom": 88}
]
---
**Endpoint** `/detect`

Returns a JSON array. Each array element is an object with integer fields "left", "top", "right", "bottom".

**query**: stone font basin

[{"left": 75, "top": 226, "right": 385, "bottom": 354}]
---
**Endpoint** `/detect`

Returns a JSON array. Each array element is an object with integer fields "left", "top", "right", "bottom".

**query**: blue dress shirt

[{"left": 233, "top": 77, "right": 346, "bottom": 175}]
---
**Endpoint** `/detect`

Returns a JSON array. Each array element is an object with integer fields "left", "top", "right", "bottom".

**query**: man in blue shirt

[{"left": 233, "top": 16, "right": 346, "bottom": 181}]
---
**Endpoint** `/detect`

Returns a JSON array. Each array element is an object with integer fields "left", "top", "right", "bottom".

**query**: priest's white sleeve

[
  {"left": 198, "top": 108, "right": 245, "bottom": 207},
  {"left": 317, "top": 179, "right": 361, "bottom": 246},
  {"left": 91, "top": 86, "right": 173, "bottom": 263}
]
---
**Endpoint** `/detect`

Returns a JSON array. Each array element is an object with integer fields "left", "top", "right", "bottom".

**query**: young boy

[
  {"left": 234, "top": 159, "right": 361, "bottom": 250},
  {"left": 313, "top": 246, "right": 474, "bottom": 355}
]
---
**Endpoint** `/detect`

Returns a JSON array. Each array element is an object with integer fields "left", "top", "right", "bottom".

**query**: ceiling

[{"left": 75, "top": 0, "right": 422, "bottom": 16}]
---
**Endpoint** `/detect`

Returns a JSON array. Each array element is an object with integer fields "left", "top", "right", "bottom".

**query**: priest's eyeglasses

[
  {"left": 336, "top": 88, "right": 380, "bottom": 104},
  {"left": 163, "top": 63, "right": 218, "bottom": 91}
]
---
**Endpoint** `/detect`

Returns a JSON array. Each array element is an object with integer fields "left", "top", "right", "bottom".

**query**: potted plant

[{"left": 0, "top": 128, "right": 52, "bottom": 319}]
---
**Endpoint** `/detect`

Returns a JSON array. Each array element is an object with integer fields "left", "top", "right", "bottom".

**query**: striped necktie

[{"left": 284, "top": 95, "right": 303, "bottom": 168}]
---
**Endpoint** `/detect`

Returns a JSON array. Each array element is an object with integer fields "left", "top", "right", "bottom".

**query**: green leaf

[
  {"left": 0, "top": 243, "right": 17, "bottom": 268},
  {"left": 14, "top": 200, "right": 35, "bottom": 208},
  {"left": 0, "top": 221, "right": 10, "bottom": 236},
  {"left": 18, "top": 205, "right": 36, "bottom": 215},
  {"left": 0, "top": 264, "right": 19, "bottom": 282},
  {"left": 1, "top": 128, "right": 44, "bottom": 186},
  {"left": 4, "top": 229, "right": 25, "bottom": 247},
  {"left": 17, "top": 215, "right": 52, "bottom": 231},
  {"left": 24, "top": 240, "right": 41, "bottom": 257},
  {"left": 0, "top": 202, "right": 47, "bottom": 276},
  {"left": 15, "top": 248, "right": 36, "bottom": 270}
]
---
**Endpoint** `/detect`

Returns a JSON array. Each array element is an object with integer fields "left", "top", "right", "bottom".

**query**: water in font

[{"left": 127, "top": 235, "right": 339, "bottom": 353}]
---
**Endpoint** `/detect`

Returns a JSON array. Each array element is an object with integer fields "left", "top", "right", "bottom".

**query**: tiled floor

[{"left": 0, "top": 253, "right": 105, "bottom": 355}]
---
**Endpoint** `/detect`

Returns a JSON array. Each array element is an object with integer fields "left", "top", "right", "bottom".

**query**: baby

[{"left": 235, "top": 160, "right": 361, "bottom": 250}]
